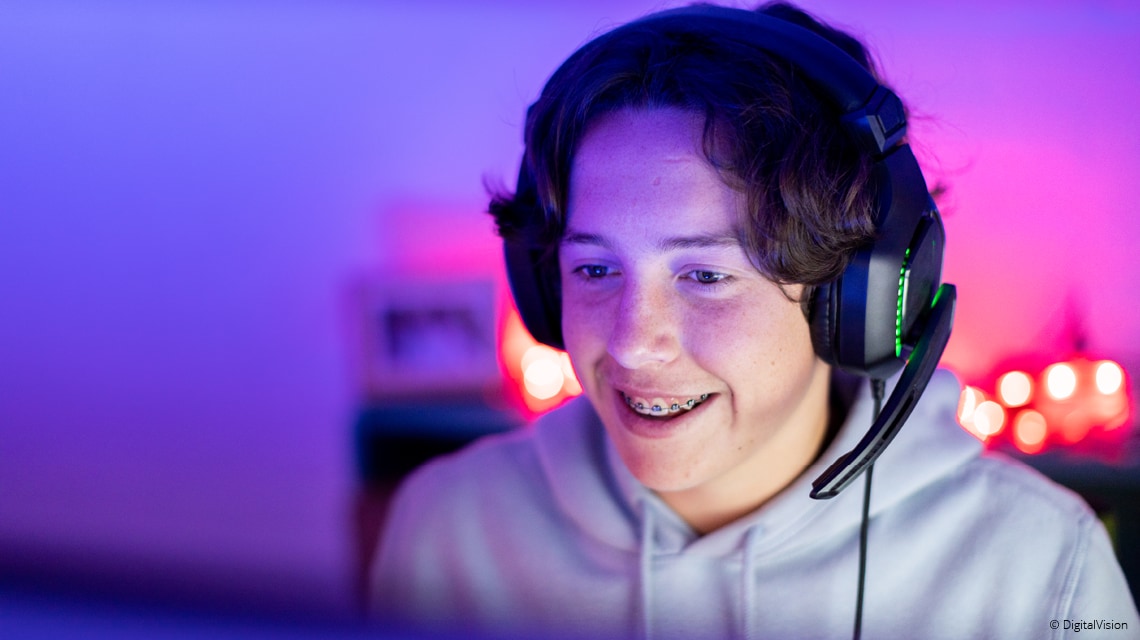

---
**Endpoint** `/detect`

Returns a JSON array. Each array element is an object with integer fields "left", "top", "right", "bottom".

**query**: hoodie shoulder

[
  {"left": 369, "top": 398, "right": 642, "bottom": 632},
  {"left": 902, "top": 449, "right": 1139, "bottom": 628},
  {"left": 369, "top": 408, "right": 562, "bottom": 621}
]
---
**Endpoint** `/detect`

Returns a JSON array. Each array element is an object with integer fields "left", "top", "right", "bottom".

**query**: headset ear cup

[
  {"left": 504, "top": 241, "right": 564, "bottom": 350},
  {"left": 499, "top": 153, "right": 565, "bottom": 350},
  {"left": 809, "top": 280, "right": 839, "bottom": 367}
]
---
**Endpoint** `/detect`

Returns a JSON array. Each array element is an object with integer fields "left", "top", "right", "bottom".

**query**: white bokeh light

[{"left": 1045, "top": 363, "right": 1077, "bottom": 400}]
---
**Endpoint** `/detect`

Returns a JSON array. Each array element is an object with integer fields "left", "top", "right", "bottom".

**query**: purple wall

[{"left": 1, "top": 0, "right": 1137, "bottom": 618}]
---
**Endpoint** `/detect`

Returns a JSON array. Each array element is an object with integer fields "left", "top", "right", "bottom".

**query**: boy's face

[{"left": 559, "top": 108, "right": 831, "bottom": 515}]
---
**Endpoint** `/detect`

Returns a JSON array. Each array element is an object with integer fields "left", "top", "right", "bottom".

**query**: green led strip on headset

[{"left": 895, "top": 247, "right": 912, "bottom": 358}]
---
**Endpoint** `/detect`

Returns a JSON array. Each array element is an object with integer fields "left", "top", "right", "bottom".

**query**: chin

[{"left": 594, "top": 390, "right": 729, "bottom": 493}]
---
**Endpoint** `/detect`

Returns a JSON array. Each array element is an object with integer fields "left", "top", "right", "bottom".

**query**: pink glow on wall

[{"left": 887, "top": 6, "right": 1140, "bottom": 381}]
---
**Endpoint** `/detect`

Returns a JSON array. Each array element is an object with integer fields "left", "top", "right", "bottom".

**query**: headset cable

[{"left": 854, "top": 377, "right": 885, "bottom": 640}]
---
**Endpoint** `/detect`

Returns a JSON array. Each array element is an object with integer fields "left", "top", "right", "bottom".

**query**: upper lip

[
  {"left": 615, "top": 386, "right": 712, "bottom": 399},
  {"left": 602, "top": 364, "right": 715, "bottom": 399}
]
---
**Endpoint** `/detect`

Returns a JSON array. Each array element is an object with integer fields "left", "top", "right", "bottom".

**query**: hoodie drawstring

[
  {"left": 741, "top": 525, "right": 762, "bottom": 640},
  {"left": 639, "top": 502, "right": 655, "bottom": 640},
  {"left": 638, "top": 500, "right": 765, "bottom": 640}
]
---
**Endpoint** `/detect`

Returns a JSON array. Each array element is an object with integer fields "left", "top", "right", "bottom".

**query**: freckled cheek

[
  {"left": 678, "top": 301, "right": 759, "bottom": 362},
  {"left": 563, "top": 294, "right": 598, "bottom": 332},
  {"left": 560, "top": 294, "right": 611, "bottom": 368},
  {"left": 681, "top": 300, "right": 813, "bottom": 379}
]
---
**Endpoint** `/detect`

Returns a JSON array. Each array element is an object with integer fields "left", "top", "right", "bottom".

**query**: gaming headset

[{"left": 502, "top": 4, "right": 957, "bottom": 502}]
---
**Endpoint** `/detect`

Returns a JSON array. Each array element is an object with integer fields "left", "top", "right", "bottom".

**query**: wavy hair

[{"left": 490, "top": 2, "right": 891, "bottom": 298}]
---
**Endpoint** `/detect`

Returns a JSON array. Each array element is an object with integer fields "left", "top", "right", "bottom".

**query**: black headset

[{"left": 502, "top": 5, "right": 957, "bottom": 501}]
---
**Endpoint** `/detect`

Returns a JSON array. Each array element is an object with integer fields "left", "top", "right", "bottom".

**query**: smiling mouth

[{"left": 620, "top": 391, "right": 710, "bottom": 418}]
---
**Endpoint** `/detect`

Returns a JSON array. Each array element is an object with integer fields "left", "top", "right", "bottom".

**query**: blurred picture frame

[{"left": 357, "top": 277, "right": 500, "bottom": 399}]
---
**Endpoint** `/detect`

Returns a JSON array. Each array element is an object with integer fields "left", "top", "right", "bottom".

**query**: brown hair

[{"left": 491, "top": 2, "right": 890, "bottom": 295}]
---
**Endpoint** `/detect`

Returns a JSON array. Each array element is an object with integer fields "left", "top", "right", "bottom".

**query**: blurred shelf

[{"left": 353, "top": 399, "right": 524, "bottom": 484}]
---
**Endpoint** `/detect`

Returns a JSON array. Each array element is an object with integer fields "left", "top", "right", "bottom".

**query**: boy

[{"left": 373, "top": 3, "right": 1138, "bottom": 638}]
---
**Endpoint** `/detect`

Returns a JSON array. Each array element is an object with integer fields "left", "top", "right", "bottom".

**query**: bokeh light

[
  {"left": 1013, "top": 410, "right": 1047, "bottom": 454},
  {"left": 1095, "top": 360, "right": 1124, "bottom": 396},
  {"left": 974, "top": 400, "right": 1007, "bottom": 437},
  {"left": 958, "top": 386, "right": 985, "bottom": 424},
  {"left": 1045, "top": 363, "right": 1077, "bottom": 400},
  {"left": 997, "top": 371, "right": 1033, "bottom": 407},
  {"left": 521, "top": 345, "right": 565, "bottom": 400}
]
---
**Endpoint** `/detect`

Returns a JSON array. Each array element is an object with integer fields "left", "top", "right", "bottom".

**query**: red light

[
  {"left": 1095, "top": 360, "right": 1124, "bottom": 395},
  {"left": 499, "top": 303, "right": 582, "bottom": 417},
  {"left": 974, "top": 401, "right": 1006, "bottom": 438},
  {"left": 1058, "top": 410, "right": 1092, "bottom": 444},
  {"left": 1013, "top": 410, "right": 1047, "bottom": 454},
  {"left": 957, "top": 386, "right": 988, "bottom": 440},
  {"left": 964, "top": 355, "right": 1131, "bottom": 453},
  {"left": 1044, "top": 363, "right": 1077, "bottom": 400},
  {"left": 521, "top": 345, "right": 565, "bottom": 400},
  {"left": 997, "top": 371, "right": 1033, "bottom": 407}
]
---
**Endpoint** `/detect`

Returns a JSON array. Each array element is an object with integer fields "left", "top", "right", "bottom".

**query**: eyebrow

[{"left": 561, "top": 229, "right": 745, "bottom": 252}]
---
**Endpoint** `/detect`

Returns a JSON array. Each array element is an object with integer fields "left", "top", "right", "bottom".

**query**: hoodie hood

[{"left": 532, "top": 368, "right": 979, "bottom": 559}]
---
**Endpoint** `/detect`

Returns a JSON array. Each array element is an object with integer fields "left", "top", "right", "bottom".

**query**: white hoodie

[{"left": 372, "top": 370, "right": 1139, "bottom": 639}]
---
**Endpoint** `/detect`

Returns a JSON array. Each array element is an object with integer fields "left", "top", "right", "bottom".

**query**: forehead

[
  {"left": 566, "top": 107, "right": 743, "bottom": 237},
  {"left": 574, "top": 107, "right": 706, "bottom": 165}
]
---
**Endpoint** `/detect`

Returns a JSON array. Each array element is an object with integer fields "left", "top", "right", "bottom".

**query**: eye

[
  {"left": 573, "top": 264, "right": 612, "bottom": 279},
  {"left": 687, "top": 270, "right": 728, "bottom": 285}
]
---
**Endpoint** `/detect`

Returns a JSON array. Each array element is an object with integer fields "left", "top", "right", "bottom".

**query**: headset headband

[{"left": 628, "top": 6, "right": 907, "bottom": 156}]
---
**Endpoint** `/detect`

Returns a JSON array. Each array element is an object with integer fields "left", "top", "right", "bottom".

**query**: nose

[{"left": 606, "top": 279, "right": 681, "bottom": 370}]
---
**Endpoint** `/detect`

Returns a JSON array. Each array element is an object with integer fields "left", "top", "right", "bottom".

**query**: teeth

[{"left": 622, "top": 392, "right": 709, "bottom": 417}]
